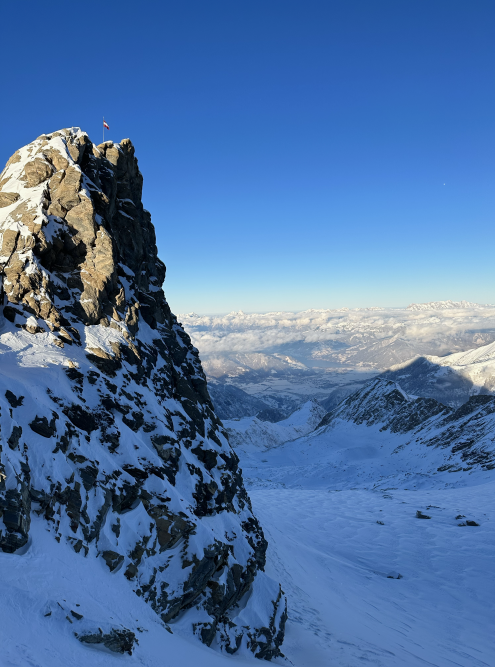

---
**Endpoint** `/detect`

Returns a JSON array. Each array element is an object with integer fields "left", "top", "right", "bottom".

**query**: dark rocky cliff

[{"left": 0, "top": 128, "right": 286, "bottom": 658}]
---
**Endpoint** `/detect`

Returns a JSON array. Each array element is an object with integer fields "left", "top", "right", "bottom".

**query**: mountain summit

[{"left": 0, "top": 128, "right": 286, "bottom": 660}]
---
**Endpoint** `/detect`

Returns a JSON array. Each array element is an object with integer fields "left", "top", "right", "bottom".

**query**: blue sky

[{"left": 1, "top": 1, "right": 494, "bottom": 313}]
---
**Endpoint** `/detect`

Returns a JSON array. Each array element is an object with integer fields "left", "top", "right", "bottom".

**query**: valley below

[
  {"left": 182, "top": 303, "right": 495, "bottom": 667},
  {"left": 234, "top": 409, "right": 495, "bottom": 667},
  {"left": 180, "top": 303, "right": 495, "bottom": 418}
]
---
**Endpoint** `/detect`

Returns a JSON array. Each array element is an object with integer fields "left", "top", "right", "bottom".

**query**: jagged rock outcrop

[
  {"left": 319, "top": 378, "right": 451, "bottom": 433},
  {"left": 0, "top": 128, "right": 286, "bottom": 658}
]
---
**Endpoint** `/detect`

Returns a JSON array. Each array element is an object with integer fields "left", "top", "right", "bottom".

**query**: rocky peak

[
  {"left": 0, "top": 129, "right": 286, "bottom": 659},
  {"left": 0, "top": 128, "right": 165, "bottom": 333}
]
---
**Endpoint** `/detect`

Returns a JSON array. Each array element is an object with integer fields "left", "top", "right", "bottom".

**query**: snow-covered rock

[
  {"left": 225, "top": 400, "right": 327, "bottom": 453},
  {"left": 0, "top": 128, "right": 286, "bottom": 662},
  {"left": 383, "top": 339, "right": 495, "bottom": 407}
]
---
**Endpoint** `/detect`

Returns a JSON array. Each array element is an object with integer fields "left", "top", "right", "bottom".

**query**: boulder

[
  {"left": 76, "top": 628, "right": 136, "bottom": 655},
  {"left": 21, "top": 157, "right": 53, "bottom": 187},
  {"left": 0, "top": 192, "right": 20, "bottom": 208}
]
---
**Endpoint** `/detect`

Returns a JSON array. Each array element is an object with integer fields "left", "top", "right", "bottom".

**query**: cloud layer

[{"left": 179, "top": 305, "right": 495, "bottom": 359}]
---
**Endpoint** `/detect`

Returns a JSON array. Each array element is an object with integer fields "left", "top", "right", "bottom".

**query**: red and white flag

[{"left": 103, "top": 120, "right": 110, "bottom": 130}]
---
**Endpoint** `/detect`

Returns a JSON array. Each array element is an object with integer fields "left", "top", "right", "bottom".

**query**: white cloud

[{"left": 179, "top": 307, "right": 495, "bottom": 358}]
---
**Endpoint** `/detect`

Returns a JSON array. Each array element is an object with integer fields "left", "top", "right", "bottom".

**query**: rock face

[
  {"left": 0, "top": 129, "right": 286, "bottom": 658},
  {"left": 320, "top": 378, "right": 495, "bottom": 471},
  {"left": 207, "top": 381, "right": 279, "bottom": 421}
]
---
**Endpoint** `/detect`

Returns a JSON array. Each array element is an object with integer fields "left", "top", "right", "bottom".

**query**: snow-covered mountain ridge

[
  {"left": 0, "top": 128, "right": 286, "bottom": 664},
  {"left": 382, "top": 338, "right": 495, "bottom": 407},
  {"left": 179, "top": 305, "right": 495, "bottom": 418},
  {"left": 406, "top": 300, "right": 492, "bottom": 310},
  {"left": 224, "top": 400, "right": 327, "bottom": 453},
  {"left": 327, "top": 378, "right": 495, "bottom": 471},
  {"left": 247, "top": 377, "right": 495, "bottom": 491}
]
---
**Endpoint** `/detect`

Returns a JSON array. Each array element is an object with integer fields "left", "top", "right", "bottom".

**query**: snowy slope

[
  {"left": 252, "top": 483, "right": 495, "bottom": 667},
  {"left": 234, "top": 378, "right": 495, "bottom": 666},
  {"left": 429, "top": 339, "right": 495, "bottom": 393},
  {"left": 0, "top": 516, "right": 282, "bottom": 667},
  {"left": 384, "top": 338, "right": 495, "bottom": 407},
  {"left": 224, "top": 400, "right": 327, "bottom": 453}
]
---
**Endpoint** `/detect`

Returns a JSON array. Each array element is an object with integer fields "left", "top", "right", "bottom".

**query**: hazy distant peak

[{"left": 406, "top": 300, "right": 491, "bottom": 311}]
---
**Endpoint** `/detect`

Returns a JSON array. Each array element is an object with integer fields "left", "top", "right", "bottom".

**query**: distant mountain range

[
  {"left": 406, "top": 300, "right": 492, "bottom": 310},
  {"left": 180, "top": 305, "right": 495, "bottom": 419}
]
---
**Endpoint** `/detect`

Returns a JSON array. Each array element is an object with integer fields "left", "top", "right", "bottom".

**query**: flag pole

[{"left": 103, "top": 116, "right": 104, "bottom": 143}]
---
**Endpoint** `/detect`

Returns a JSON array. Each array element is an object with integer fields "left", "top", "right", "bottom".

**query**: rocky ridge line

[{"left": 319, "top": 378, "right": 495, "bottom": 471}]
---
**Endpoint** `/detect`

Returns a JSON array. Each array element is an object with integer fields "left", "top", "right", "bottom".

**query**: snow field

[{"left": 250, "top": 485, "right": 495, "bottom": 667}]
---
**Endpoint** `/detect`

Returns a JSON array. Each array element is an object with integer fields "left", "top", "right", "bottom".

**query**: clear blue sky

[{"left": 1, "top": 1, "right": 494, "bottom": 313}]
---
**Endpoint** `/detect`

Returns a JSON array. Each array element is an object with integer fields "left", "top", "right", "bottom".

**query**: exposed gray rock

[
  {"left": 458, "top": 520, "right": 479, "bottom": 527},
  {"left": 102, "top": 550, "right": 124, "bottom": 571},
  {"left": 5, "top": 390, "right": 24, "bottom": 408},
  {"left": 76, "top": 628, "right": 136, "bottom": 655},
  {"left": 7, "top": 425, "right": 22, "bottom": 450},
  {"left": 29, "top": 414, "right": 58, "bottom": 438},
  {"left": 0, "top": 483, "right": 31, "bottom": 552}
]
